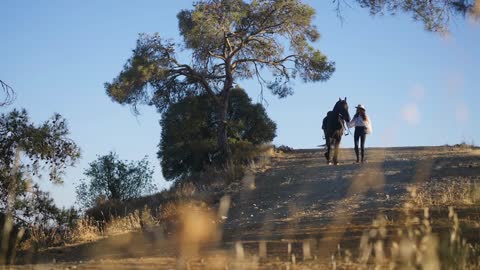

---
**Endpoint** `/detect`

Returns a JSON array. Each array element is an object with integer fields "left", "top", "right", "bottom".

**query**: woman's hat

[{"left": 356, "top": 104, "right": 366, "bottom": 111}]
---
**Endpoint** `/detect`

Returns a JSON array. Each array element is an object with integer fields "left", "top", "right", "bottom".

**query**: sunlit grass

[{"left": 2, "top": 146, "right": 480, "bottom": 269}]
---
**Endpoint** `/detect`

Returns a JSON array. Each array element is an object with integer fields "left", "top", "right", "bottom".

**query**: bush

[
  {"left": 76, "top": 152, "right": 156, "bottom": 209},
  {"left": 158, "top": 88, "right": 276, "bottom": 181}
]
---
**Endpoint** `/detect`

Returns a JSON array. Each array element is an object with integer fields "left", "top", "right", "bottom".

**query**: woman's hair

[{"left": 355, "top": 109, "right": 368, "bottom": 121}]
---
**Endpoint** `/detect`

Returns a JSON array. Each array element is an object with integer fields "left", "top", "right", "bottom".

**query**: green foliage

[
  {"left": 158, "top": 88, "right": 276, "bottom": 181},
  {"left": 105, "top": 0, "right": 333, "bottom": 163},
  {"left": 106, "top": 0, "right": 334, "bottom": 113},
  {"left": 0, "top": 109, "right": 80, "bottom": 225},
  {"left": 0, "top": 109, "right": 80, "bottom": 183},
  {"left": 76, "top": 152, "right": 157, "bottom": 209},
  {"left": 105, "top": 0, "right": 478, "bottom": 110},
  {"left": 342, "top": 0, "right": 479, "bottom": 32}
]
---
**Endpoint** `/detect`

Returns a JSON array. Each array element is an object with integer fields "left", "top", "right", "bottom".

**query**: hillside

[
  {"left": 224, "top": 146, "right": 480, "bottom": 240},
  {"left": 13, "top": 146, "right": 480, "bottom": 269}
]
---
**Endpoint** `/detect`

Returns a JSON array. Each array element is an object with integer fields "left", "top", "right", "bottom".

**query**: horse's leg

[
  {"left": 333, "top": 137, "right": 341, "bottom": 165},
  {"left": 325, "top": 137, "right": 331, "bottom": 164}
]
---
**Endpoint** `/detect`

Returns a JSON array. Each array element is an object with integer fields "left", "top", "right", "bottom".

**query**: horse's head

[{"left": 334, "top": 97, "right": 351, "bottom": 123}]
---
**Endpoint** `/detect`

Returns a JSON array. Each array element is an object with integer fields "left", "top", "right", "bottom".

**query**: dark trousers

[{"left": 354, "top": 126, "right": 366, "bottom": 162}]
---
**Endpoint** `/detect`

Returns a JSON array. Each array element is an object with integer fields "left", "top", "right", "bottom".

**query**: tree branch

[
  {"left": 208, "top": 50, "right": 226, "bottom": 60},
  {"left": 176, "top": 65, "right": 217, "bottom": 99},
  {"left": 233, "top": 54, "right": 297, "bottom": 67},
  {"left": 0, "top": 79, "right": 15, "bottom": 107}
]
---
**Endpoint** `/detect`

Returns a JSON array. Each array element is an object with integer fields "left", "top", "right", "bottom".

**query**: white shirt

[{"left": 348, "top": 115, "right": 372, "bottom": 134}]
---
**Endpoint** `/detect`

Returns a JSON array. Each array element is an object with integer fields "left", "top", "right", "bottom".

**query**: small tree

[
  {"left": 0, "top": 109, "right": 80, "bottom": 223},
  {"left": 76, "top": 152, "right": 156, "bottom": 209},
  {"left": 106, "top": 0, "right": 334, "bottom": 164},
  {"left": 159, "top": 88, "right": 276, "bottom": 181}
]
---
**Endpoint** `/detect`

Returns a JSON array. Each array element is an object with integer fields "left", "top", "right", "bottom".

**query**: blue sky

[{"left": 1, "top": 0, "right": 479, "bottom": 208}]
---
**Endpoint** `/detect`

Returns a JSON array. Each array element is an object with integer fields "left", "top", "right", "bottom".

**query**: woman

[{"left": 348, "top": 104, "right": 372, "bottom": 163}]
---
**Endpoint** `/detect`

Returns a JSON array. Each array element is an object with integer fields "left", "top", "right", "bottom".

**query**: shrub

[
  {"left": 76, "top": 152, "right": 156, "bottom": 209},
  {"left": 158, "top": 88, "right": 276, "bottom": 182}
]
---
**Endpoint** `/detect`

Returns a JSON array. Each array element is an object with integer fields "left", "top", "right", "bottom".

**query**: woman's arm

[{"left": 348, "top": 116, "right": 356, "bottom": 128}]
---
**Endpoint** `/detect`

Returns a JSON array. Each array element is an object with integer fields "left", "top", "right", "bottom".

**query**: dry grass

[
  {"left": 104, "top": 211, "right": 142, "bottom": 236},
  {"left": 19, "top": 217, "right": 102, "bottom": 251},
  {"left": 248, "top": 144, "right": 281, "bottom": 173},
  {"left": 68, "top": 217, "right": 103, "bottom": 243},
  {"left": 76, "top": 144, "right": 277, "bottom": 240},
  {"left": 330, "top": 188, "right": 480, "bottom": 270},
  {"left": 412, "top": 178, "right": 480, "bottom": 207},
  {"left": 15, "top": 170, "right": 232, "bottom": 251},
  {"left": 5, "top": 146, "right": 480, "bottom": 269},
  {"left": 19, "top": 207, "right": 158, "bottom": 251}
]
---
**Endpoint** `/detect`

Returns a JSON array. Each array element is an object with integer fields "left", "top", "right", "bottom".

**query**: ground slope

[
  {"left": 14, "top": 146, "right": 480, "bottom": 268},
  {"left": 224, "top": 146, "right": 480, "bottom": 246}
]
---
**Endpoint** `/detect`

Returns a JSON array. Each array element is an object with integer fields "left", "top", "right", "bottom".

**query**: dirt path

[
  {"left": 223, "top": 146, "right": 480, "bottom": 250},
  {"left": 13, "top": 146, "right": 480, "bottom": 268}
]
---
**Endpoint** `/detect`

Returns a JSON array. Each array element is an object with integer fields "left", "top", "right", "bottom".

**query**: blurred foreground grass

[{"left": 3, "top": 146, "right": 480, "bottom": 269}]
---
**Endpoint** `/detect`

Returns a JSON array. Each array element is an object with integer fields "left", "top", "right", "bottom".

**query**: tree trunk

[
  {"left": 217, "top": 95, "right": 232, "bottom": 165},
  {"left": 218, "top": 52, "right": 234, "bottom": 166}
]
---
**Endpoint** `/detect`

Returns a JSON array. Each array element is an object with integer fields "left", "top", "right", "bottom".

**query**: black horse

[{"left": 322, "top": 98, "right": 351, "bottom": 165}]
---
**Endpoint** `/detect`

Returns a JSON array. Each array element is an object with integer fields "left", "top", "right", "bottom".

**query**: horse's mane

[{"left": 332, "top": 100, "right": 344, "bottom": 113}]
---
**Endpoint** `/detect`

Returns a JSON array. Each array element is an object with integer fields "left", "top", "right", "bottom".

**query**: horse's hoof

[{"left": 328, "top": 162, "right": 333, "bottom": 166}]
